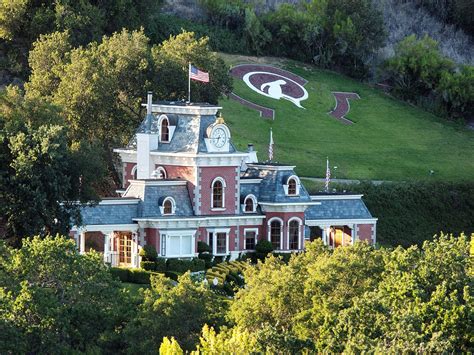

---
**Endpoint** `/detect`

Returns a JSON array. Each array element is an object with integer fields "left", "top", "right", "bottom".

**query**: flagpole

[{"left": 188, "top": 62, "right": 191, "bottom": 103}]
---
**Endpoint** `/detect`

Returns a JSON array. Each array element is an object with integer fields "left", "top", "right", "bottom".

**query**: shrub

[
  {"left": 128, "top": 269, "right": 154, "bottom": 284},
  {"left": 198, "top": 241, "right": 211, "bottom": 253},
  {"left": 155, "top": 258, "right": 167, "bottom": 272},
  {"left": 273, "top": 253, "right": 292, "bottom": 264},
  {"left": 110, "top": 267, "right": 130, "bottom": 282},
  {"left": 240, "top": 252, "right": 257, "bottom": 263},
  {"left": 213, "top": 256, "right": 224, "bottom": 265},
  {"left": 255, "top": 240, "right": 274, "bottom": 260},
  {"left": 140, "top": 261, "right": 156, "bottom": 271},
  {"left": 139, "top": 244, "right": 158, "bottom": 261},
  {"left": 191, "top": 258, "right": 206, "bottom": 272},
  {"left": 164, "top": 271, "right": 180, "bottom": 281},
  {"left": 167, "top": 258, "right": 195, "bottom": 273},
  {"left": 198, "top": 252, "right": 213, "bottom": 269}
]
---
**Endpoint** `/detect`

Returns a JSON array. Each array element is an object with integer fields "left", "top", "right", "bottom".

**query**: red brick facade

[
  {"left": 199, "top": 166, "right": 238, "bottom": 215},
  {"left": 357, "top": 224, "right": 374, "bottom": 243}
]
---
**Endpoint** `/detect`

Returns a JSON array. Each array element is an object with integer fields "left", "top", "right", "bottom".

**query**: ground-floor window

[
  {"left": 289, "top": 220, "right": 300, "bottom": 249},
  {"left": 244, "top": 229, "right": 257, "bottom": 250},
  {"left": 216, "top": 232, "right": 227, "bottom": 254},
  {"left": 165, "top": 234, "right": 194, "bottom": 257},
  {"left": 270, "top": 220, "right": 282, "bottom": 250}
]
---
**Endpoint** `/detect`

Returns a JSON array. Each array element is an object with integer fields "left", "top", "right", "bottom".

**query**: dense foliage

[
  {"left": 0, "top": 87, "right": 104, "bottom": 245},
  {"left": 385, "top": 34, "right": 473, "bottom": 120},
  {"left": 0, "top": 236, "right": 128, "bottom": 353}
]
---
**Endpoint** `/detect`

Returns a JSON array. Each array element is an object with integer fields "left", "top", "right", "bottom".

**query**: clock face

[{"left": 211, "top": 127, "right": 227, "bottom": 148}]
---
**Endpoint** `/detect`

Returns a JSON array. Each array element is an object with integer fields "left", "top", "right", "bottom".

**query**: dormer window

[
  {"left": 160, "top": 197, "right": 176, "bottom": 215},
  {"left": 288, "top": 178, "right": 297, "bottom": 195},
  {"left": 161, "top": 117, "right": 169, "bottom": 142},
  {"left": 211, "top": 177, "right": 226, "bottom": 210},
  {"left": 132, "top": 165, "right": 137, "bottom": 180},
  {"left": 243, "top": 194, "right": 257, "bottom": 213},
  {"left": 284, "top": 175, "right": 300, "bottom": 196}
]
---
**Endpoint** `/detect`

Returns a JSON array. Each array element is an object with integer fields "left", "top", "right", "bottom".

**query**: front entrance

[{"left": 118, "top": 232, "right": 133, "bottom": 266}]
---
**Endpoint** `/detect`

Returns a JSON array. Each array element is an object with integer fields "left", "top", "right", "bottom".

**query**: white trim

[
  {"left": 284, "top": 175, "right": 301, "bottom": 196},
  {"left": 259, "top": 202, "right": 321, "bottom": 206},
  {"left": 141, "top": 103, "right": 222, "bottom": 116},
  {"left": 310, "top": 194, "right": 364, "bottom": 200},
  {"left": 134, "top": 215, "right": 265, "bottom": 230},
  {"left": 71, "top": 224, "right": 139, "bottom": 233},
  {"left": 160, "top": 196, "right": 176, "bottom": 215},
  {"left": 211, "top": 176, "right": 226, "bottom": 209},
  {"left": 240, "top": 178, "right": 262, "bottom": 184},
  {"left": 287, "top": 217, "right": 303, "bottom": 250},
  {"left": 207, "top": 228, "right": 231, "bottom": 255},
  {"left": 152, "top": 166, "right": 167, "bottom": 179},
  {"left": 162, "top": 229, "right": 196, "bottom": 258},
  {"left": 305, "top": 218, "right": 378, "bottom": 226},
  {"left": 243, "top": 194, "right": 257, "bottom": 213},
  {"left": 95, "top": 199, "right": 141, "bottom": 205},
  {"left": 131, "top": 164, "right": 138, "bottom": 180},
  {"left": 134, "top": 215, "right": 265, "bottom": 223},
  {"left": 128, "top": 179, "right": 187, "bottom": 186},
  {"left": 247, "top": 163, "right": 296, "bottom": 170},
  {"left": 267, "top": 217, "right": 284, "bottom": 250},
  {"left": 243, "top": 227, "right": 258, "bottom": 250}
]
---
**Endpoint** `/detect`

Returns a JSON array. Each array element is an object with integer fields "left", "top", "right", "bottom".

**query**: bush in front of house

[
  {"left": 197, "top": 241, "right": 211, "bottom": 253},
  {"left": 110, "top": 267, "right": 161, "bottom": 284},
  {"left": 139, "top": 245, "right": 158, "bottom": 261},
  {"left": 140, "top": 261, "right": 156, "bottom": 271},
  {"left": 166, "top": 257, "right": 206, "bottom": 273},
  {"left": 255, "top": 240, "right": 274, "bottom": 261}
]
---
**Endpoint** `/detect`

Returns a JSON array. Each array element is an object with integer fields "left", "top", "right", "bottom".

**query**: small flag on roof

[
  {"left": 189, "top": 64, "right": 209, "bottom": 83},
  {"left": 268, "top": 128, "right": 274, "bottom": 161},
  {"left": 325, "top": 157, "right": 331, "bottom": 192}
]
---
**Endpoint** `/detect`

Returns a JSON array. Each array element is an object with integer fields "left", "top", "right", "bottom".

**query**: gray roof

[
  {"left": 81, "top": 203, "right": 139, "bottom": 225},
  {"left": 305, "top": 198, "right": 373, "bottom": 220},
  {"left": 127, "top": 113, "right": 236, "bottom": 153},
  {"left": 242, "top": 167, "right": 312, "bottom": 203}
]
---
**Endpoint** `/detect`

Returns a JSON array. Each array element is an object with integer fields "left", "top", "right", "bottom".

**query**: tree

[
  {"left": 124, "top": 273, "right": 228, "bottom": 352},
  {"left": 0, "top": 235, "right": 128, "bottom": 353},
  {"left": 0, "top": 86, "right": 104, "bottom": 245},
  {"left": 152, "top": 31, "right": 232, "bottom": 104},
  {"left": 439, "top": 64, "right": 474, "bottom": 119}
]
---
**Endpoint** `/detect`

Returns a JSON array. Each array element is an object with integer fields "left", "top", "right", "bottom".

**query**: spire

[{"left": 216, "top": 111, "right": 225, "bottom": 125}]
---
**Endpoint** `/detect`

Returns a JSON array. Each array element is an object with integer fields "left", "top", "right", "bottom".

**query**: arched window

[
  {"left": 161, "top": 197, "right": 175, "bottom": 215},
  {"left": 285, "top": 175, "right": 300, "bottom": 196},
  {"left": 152, "top": 166, "right": 167, "bottom": 179},
  {"left": 288, "top": 219, "right": 300, "bottom": 249},
  {"left": 132, "top": 165, "right": 137, "bottom": 180},
  {"left": 243, "top": 194, "right": 257, "bottom": 213},
  {"left": 288, "top": 178, "right": 297, "bottom": 195},
  {"left": 269, "top": 219, "right": 282, "bottom": 250},
  {"left": 161, "top": 117, "right": 169, "bottom": 142},
  {"left": 212, "top": 178, "right": 225, "bottom": 209}
]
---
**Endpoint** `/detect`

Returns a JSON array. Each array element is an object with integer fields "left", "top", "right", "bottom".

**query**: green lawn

[
  {"left": 219, "top": 55, "right": 474, "bottom": 181},
  {"left": 122, "top": 282, "right": 149, "bottom": 299}
]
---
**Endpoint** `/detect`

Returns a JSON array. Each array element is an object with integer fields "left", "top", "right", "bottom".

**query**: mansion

[{"left": 70, "top": 93, "right": 377, "bottom": 267}]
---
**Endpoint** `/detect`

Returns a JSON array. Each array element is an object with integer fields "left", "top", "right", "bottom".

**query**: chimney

[
  {"left": 247, "top": 143, "right": 254, "bottom": 152},
  {"left": 136, "top": 91, "right": 158, "bottom": 179}
]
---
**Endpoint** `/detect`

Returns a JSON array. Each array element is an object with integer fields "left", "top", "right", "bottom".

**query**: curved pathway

[{"left": 329, "top": 92, "right": 360, "bottom": 124}]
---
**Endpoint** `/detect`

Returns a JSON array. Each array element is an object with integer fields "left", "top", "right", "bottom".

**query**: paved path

[
  {"left": 329, "top": 92, "right": 360, "bottom": 124},
  {"left": 229, "top": 93, "right": 275, "bottom": 119},
  {"left": 301, "top": 177, "right": 388, "bottom": 186}
]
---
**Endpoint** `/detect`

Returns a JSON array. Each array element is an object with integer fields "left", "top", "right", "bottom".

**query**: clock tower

[{"left": 204, "top": 113, "right": 231, "bottom": 153}]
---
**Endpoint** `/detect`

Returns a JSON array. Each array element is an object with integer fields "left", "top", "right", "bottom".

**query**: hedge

[{"left": 110, "top": 267, "right": 161, "bottom": 284}]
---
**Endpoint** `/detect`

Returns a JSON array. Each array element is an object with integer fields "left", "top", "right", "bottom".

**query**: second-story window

[
  {"left": 288, "top": 178, "right": 297, "bottom": 195},
  {"left": 211, "top": 178, "right": 225, "bottom": 209},
  {"left": 161, "top": 118, "right": 169, "bottom": 142}
]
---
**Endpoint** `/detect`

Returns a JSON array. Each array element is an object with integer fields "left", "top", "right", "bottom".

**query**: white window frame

[
  {"left": 161, "top": 229, "right": 196, "bottom": 258},
  {"left": 207, "top": 227, "right": 230, "bottom": 255},
  {"left": 211, "top": 177, "right": 226, "bottom": 211},
  {"left": 243, "top": 194, "right": 257, "bottom": 213},
  {"left": 267, "top": 217, "right": 284, "bottom": 251},
  {"left": 243, "top": 228, "right": 258, "bottom": 250},
  {"left": 287, "top": 217, "right": 302, "bottom": 250},
  {"left": 131, "top": 164, "right": 138, "bottom": 180},
  {"left": 283, "top": 175, "right": 301, "bottom": 196},
  {"left": 160, "top": 196, "right": 176, "bottom": 215},
  {"left": 152, "top": 166, "right": 167, "bottom": 179}
]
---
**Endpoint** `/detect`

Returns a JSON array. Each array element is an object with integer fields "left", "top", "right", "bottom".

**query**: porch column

[
  {"left": 351, "top": 224, "right": 356, "bottom": 245},
  {"left": 104, "top": 233, "right": 110, "bottom": 264},
  {"left": 132, "top": 232, "right": 139, "bottom": 268},
  {"left": 321, "top": 227, "right": 327, "bottom": 246},
  {"left": 80, "top": 231, "right": 86, "bottom": 254}
]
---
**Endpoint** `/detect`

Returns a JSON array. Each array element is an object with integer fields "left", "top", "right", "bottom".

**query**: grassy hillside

[{"left": 219, "top": 55, "right": 474, "bottom": 181}]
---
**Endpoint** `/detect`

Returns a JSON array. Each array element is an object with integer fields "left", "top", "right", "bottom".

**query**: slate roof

[
  {"left": 127, "top": 113, "right": 237, "bottom": 153},
  {"left": 305, "top": 198, "right": 373, "bottom": 220},
  {"left": 81, "top": 202, "right": 139, "bottom": 225},
  {"left": 241, "top": 166, "right": 312, "bottom": 203}
]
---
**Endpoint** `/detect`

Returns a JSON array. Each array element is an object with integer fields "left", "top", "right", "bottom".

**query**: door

[
  {"left": 334, "top": 227, "right": 344, "bottom": 247},
  {"left": 119, "top": 232, "right": 132, "bottom": 266}
]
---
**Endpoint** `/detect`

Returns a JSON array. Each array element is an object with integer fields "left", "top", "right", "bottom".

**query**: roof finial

[{"left": 216, "top": 111, "right": 225, "bottom": 124}]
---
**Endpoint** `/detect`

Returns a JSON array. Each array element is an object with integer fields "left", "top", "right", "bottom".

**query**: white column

[
  {"left": 373, "top": 223, "right": 377, "bottom": 245},
  {"left": 104, "top": 233, "right": 110, "bottom": 263},
  {"left": 351, "top": 224, "right": 356, "bottom": 245},
  {"left": 80, "top": 231, "right": 86, "bottom": 254},
  {"left": 321, "top": 227, "right": 327, "bottom": 246}
]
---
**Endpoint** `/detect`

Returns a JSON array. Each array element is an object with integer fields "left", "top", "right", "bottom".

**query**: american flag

[
  {"left": 189, "top": 64, "right": 209, "bottom": 82},
  {"left": 268, "top": 128, "right": 274, "bottom": 161},
  {"left": 325, "top": 158, "right": 331, "bottom": 192}
]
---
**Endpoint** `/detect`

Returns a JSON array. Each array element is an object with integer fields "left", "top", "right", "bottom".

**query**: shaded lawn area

[
  {"left": 122, "top": 282, "right": 149, "bottom": 300},
  {"left": 220, "top": 55, "right": 474, "bottom": 182}
]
